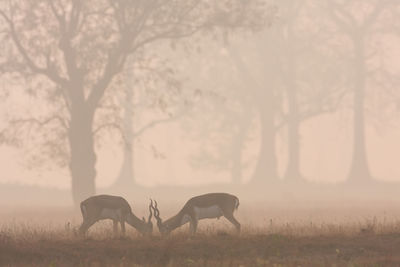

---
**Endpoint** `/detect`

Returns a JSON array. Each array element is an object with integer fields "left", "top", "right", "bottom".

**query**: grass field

[
  {"left": 1, "top": 204, "right": 400, "bottom": 266},
  {"left": 1, "top": 226, "right": 400, "bottom": 266}
]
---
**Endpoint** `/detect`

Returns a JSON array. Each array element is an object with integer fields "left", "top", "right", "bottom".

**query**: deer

[
  {"left": 151, "top": 193, "right": 240, "bottom": 235},
  {"left": 79, "top": 195, "right": 153, "bottom": 237}
]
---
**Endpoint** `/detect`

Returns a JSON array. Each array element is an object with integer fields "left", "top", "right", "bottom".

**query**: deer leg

[
  {"left": 224, "top": 213, "right": 241, "bottom": 233},
  {"left": 79, "top": 221, "right": 88, "bottom": 236},
  {"left": 113, "top": 220, "right": 118, "bottom": 236},
  {"left": 189, "top": 217, "right": 198, "bottom": 235},
  {"left": 120, "top": 220, "right": 126, "bottom": 236}
]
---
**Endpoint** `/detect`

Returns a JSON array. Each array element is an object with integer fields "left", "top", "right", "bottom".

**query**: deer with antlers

[
  {"left": 151, "top": 193, "right": 240, "bottom": 235},
  {"left": 79, "top": 195, "right": 153, "bottom": 236}
]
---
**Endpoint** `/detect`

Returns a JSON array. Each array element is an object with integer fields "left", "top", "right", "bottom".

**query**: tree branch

[
  {"left": 10, "top": 116, "right": 69, "bottom": 131},
  {"left": 362, "top": 0, "right": 388, "bottom": 32},
  {"left": 86, "top": 49, "right": 125, "bottom": 111},
  {"left": 0, "top": 10, "right": 67, "bottom": 86},
  {"left": 325, "top": 0, "right": 356, "bottom": 35},
  {"left": 133, "top": 111, "right": 185, "bottom": 139}
]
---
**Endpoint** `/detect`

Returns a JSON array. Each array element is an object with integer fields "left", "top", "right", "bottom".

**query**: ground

[{"left": 1, "top": 230, "right": 400, "bottom": 266}]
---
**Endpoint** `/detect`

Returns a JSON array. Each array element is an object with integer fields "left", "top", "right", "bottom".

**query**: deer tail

[
  {"left": 235, "top": 197, "right": 240, "bottom": 210},
  {"left": 80, "top": 202, "right": 87, "bottom": 219}
]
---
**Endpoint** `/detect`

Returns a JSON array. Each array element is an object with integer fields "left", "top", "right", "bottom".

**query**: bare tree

[
  {"left": 276, "top": 0, "right": 348, "bottom": 182},
  {"left": 181, "top": 1, "right": 352, "bottom": 186},
  {"left": 0, "top": 0, "right": 267, "bottom": 205},
  {"left": 112, "top": 55, "right": 197, "bottom": 191},
  {"left": 325, "top": 0, "right": 392, "bottom": 182},
  {"left": 226, "top": 2, "right": 347, "bottom": 184},
  {"left": 228, "top": 41, "right": 279, "bottom": 184}
]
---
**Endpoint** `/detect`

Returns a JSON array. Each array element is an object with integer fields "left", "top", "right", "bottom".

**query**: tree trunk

[
  {"left": 227, "top": 43, "right": 279, "bottom": 184},
  {"left": 284, "top": 99, "right": 302, "bottom": 181},
  {"left": 347, "top": 35, "right": 372, "bottom": 182},
  {"left": 69, "top": 104, "right": 96, "bottom": 206},
  {"left": 284, "top": 63, "right": 302, "bottom": 181},
  {"left": 251, "top": 96, "right": 278, "bottom": 184},
  {"left": 113, "top": 141, "right": 135, "bottom": 190},
  {"left": 112, "top": 83, "right": 135, "bottom": 191},
  {"left": 111, "top": 57, "right": 137, "bottom": 192},
  {"left": 230, "top": 108, "right": 251, "bottom": 184},
  {"left": 231, "top": 129, "right": 244, "bottom": 184}
]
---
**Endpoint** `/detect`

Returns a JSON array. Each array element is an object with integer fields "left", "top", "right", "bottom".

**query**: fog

[{"left": 1, "top": 0, "right": 400, "bottom": 217}]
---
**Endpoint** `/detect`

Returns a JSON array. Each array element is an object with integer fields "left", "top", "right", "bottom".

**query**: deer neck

[
  {"left": 164, "top": 209, "right": 192, "bottom": 231},
  {"left": 126, "top": 212, "right": 147, "bottom": 232}
]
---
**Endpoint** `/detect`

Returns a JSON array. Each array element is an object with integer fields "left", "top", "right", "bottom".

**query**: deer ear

[{"left": 142, "top": 217, "right": 145, "bottom": 222}]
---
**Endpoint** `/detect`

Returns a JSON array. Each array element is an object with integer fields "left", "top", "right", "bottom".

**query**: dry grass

[
  {"left": 1, "top": 205, "right": 400, "bottom": 266},
  {"left": 1, "top": 228, "right": 400, "bottom": 266}
]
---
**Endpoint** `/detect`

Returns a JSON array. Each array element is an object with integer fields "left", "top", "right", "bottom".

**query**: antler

[
  {"left": 152, "top": 200, "right": 162, "bottom": 226},
  {"left": 148, "top": 199, "right": 153, "bottom": 223}
]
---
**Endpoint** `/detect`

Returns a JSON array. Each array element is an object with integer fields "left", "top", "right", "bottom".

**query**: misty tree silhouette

[
  {"left": 224, "top": 1, "right": 348, "bottom": 184},
  {"left": 326, "top": 0, "right": 392, "bottom": 182},
  {"left": 0, "top": 0, "right": 268, "bottom": 205}
]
